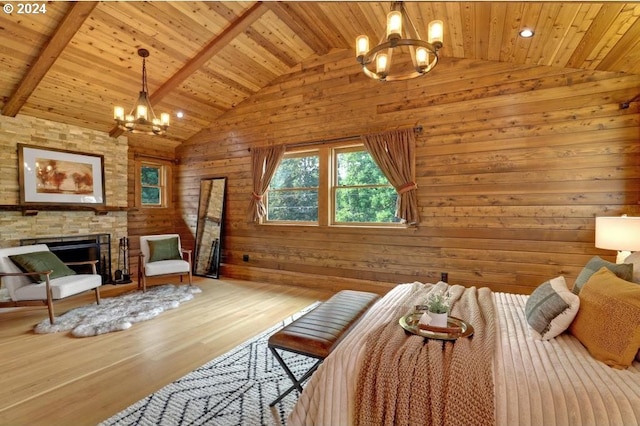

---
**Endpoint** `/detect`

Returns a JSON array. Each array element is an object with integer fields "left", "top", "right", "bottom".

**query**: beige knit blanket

[{"left": 355, "top": 282, "right": 496, "bottom": 426}]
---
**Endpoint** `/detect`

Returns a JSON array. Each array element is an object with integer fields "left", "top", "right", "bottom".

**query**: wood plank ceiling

[{"left": 1, "top": 2, "right": 639, "bottom": 147}]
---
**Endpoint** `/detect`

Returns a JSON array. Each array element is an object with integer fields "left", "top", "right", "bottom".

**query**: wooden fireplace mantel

[{"left": 0, "top": 204, "right": 134, "bottom": 216}]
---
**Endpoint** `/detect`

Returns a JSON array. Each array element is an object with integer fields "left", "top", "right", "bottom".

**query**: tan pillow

[{"left": 569, "top": 267, "right": 640, "bottom": 369}]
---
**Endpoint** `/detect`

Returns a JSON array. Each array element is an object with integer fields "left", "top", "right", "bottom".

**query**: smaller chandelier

[
  {"left": 355, "top": 1, "right": 443, "bottom": 82},
  {"left": 114, "top": 48, "right": 170, "bottom": 135}
]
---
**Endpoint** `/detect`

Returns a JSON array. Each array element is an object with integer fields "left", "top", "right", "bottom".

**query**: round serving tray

[{"left": 399, "top": 313, "right": 474, "bottom": 341}]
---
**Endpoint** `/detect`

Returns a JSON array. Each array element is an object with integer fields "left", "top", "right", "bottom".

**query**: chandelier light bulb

[
  {"left": 161, "top": 113, "right": 170, "bottom": 125},
  {"left": 136, "top": 104, "right": 148, "bottom": 121},
  {"left": 415, "top": 47, "right": 428, "bottom": 67},
  {"left": 387, "top": 10, "right": 402, "bottom": 40},
  {"left": 114, "top": 106, "right": 124, "bottom": 121},
  {"left": 428, "top": 20, "right": 444, "bottom": 46},
  {"left": 356, "top": 35, "right": 369, "bottom": 58},
  {"left": 376, "top": 53, "right": 388, "bottom": 74}
]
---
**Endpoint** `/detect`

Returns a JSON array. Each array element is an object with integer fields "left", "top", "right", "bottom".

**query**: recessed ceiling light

[
  {"left": 176, "top": 111, "right": 184, "bottom": 119},
  {"left": 519, "top": 28, "right": 534, "bottom": 38}
]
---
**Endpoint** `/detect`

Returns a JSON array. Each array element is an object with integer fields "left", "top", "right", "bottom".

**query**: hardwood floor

[{"left": 0, "top": 277, "right": 334, "bottom": 425}]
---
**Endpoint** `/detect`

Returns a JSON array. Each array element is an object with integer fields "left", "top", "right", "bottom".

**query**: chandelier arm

[{"left": 401, "top": 4, "right": 423, "bottom": 41}]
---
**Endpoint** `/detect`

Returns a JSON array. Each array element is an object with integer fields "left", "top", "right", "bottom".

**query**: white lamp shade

[{"left": 595, "top": 216, "right": 640, "bottom": 251}]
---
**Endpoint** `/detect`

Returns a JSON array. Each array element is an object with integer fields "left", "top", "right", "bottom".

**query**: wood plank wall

[
  {"left": 126, "top": 136, "right": 179, "bottom": 278},
  {"left": 174, "top": 50, "right": 640, "bottom": 295}
]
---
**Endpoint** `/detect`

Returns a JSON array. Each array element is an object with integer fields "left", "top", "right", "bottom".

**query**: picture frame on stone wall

[{"left": 18, "top": 144, "right": 106, "bottom": 205}]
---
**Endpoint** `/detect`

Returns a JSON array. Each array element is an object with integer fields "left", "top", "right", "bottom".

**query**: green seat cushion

[
  {"left": 148, "top": 237, "right": 181, "bottom": 262},
  {"left": 9, "top": 251, "right": 76, "bottom": 283}
]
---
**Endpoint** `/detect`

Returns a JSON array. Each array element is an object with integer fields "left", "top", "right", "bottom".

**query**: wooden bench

[{"left": 267, "top": 289, "right": 380, "bottom": 406}]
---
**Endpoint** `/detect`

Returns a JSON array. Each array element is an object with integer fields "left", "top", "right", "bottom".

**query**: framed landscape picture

[{"left": 18, "top": 144, "right": 106, "bottom": 205}]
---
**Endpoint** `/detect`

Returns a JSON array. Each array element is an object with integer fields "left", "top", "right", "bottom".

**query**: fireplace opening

[{"left": 20, "top": 234, "right": 112, "bottom": 284}]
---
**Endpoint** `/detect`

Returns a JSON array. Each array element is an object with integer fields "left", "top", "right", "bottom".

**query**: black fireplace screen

[{"left": 20, "top": 234, "right": 112, "bottom": 284}]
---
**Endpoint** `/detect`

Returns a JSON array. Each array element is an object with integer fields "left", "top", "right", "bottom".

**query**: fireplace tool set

[{"left": 115, "top": 236, "right": 131, "bottom": 283}]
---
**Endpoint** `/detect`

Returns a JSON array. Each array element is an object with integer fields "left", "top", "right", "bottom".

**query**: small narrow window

[{"left": 140, "top": 163, "right": 164, "bottom": 206}]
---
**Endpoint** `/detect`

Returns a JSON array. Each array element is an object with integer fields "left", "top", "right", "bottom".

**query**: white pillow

[{"left": 525, "top": 276, "right": 580, "bottom": 340}]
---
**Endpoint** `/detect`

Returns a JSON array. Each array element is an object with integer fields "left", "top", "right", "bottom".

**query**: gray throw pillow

[
  {"left": 571, "top": 256, "right": 633, "bottom": 295},
  {"left": 525, "top": 276, "right": 580, "bottom": 340}
]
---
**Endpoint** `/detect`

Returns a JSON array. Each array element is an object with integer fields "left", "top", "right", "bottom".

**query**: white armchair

[
  {"left": 138, "top": 234, "right": 192, "bottom": 292},
  {"left": 0, "top": 244, "right": 101, "bottom": 324}
]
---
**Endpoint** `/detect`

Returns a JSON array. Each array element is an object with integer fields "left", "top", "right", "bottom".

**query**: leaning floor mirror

[{"left": 194, "top": 177, "right": 226, "bottom": 278}]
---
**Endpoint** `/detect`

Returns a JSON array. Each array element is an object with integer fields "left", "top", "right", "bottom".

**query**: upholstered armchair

[
  {"left": 138, "top": 234, "right": 192, "bottom": 292},
  {"left": 0, "top": 244, "right": 102, "bottom": 324}
]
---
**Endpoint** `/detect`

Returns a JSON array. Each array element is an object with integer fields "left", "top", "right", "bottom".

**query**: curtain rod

[
  {"left": 286, "top": 125, "right": 423, "bottom": 149},
  {"left": 134, "top": 153, "right": 179, "bottom": 164},
  {"left": 248, "top": 125, "right": 423, "bottom": 151}
]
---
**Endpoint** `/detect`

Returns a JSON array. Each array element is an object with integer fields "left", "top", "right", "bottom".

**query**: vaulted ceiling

[{"left": 2, "top": 2, "right": 639, "bottom": 147}]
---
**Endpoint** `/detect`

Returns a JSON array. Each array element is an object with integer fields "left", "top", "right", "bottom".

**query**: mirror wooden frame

[{"left": 193, "top": 177, "right": 226, "bottom": 278}]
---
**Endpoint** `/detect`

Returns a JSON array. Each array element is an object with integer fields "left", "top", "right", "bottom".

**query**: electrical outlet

[{"left": 242, "top": 254, "right": 249, "bottom": 262}]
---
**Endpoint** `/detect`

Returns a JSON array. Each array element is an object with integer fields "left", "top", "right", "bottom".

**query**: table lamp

[{"left": 595, "top": 215, "right": 640, "bottom": 263}]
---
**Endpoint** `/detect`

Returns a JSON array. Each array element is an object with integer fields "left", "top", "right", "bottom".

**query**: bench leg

[{"left": 269, "top": 346, "right": 323, "bottom": 407}]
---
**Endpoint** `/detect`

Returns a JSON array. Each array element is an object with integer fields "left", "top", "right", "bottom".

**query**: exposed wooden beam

[
  {"left": 110, "top": 1, "right": 268, "bottom": 138},
  {"left": 2, "top": 2, "right": 98, "bottom": 117}
]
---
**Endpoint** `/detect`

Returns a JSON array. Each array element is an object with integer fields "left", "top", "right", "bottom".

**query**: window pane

[
  {"left": 267, "top": 190, "right": 318, "bottom": 221},
  {"left": 141, "top": 166, "right": 160, "bottom": 185},
  {"left": 335, "top": 187, "right": 398, "bottom": 223},
  {"left": 271, "top": 156, "right": 319, "bottom": 189},
  {"left": 337, "top": 151, "right": 388, "bottom": 186},
  {"left": 141, "top": 187, "right": 160, "bottom": 205}
]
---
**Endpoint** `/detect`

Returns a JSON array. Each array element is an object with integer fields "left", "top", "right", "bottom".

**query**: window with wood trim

[
  {"left": 140, "top": 163, "right": 166, "bottom": 207},
  {"left": 266, "top": 152, "right": 319, "bottom": 223},
  {"left": 265, "top": 144, "right": 398, "bottom": 226},
  {"left": 333, "top": 146, "right": 398, "bottom": 224}
]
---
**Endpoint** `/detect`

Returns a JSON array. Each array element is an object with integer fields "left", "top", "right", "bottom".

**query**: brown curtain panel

[
  {"left": 361, "top": 129, "right": 420, "bottom": 225},
  {"left": 247, "top": 145, "right": 286, "bottom": 222}
]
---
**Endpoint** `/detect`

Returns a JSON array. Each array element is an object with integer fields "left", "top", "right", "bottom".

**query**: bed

[{"left": 288, "top": 275, "right": 640, "bottom": 426}]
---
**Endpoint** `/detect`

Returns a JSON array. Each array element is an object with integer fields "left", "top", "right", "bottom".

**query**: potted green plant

[{"left": 420, "top": 289, "right": 451, "bottom": 328}]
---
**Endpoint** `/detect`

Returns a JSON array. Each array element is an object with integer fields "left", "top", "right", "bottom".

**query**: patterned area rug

[
  {"left": 99, "top": 303, "right": 320, "bottom": 426},
  {"left": 35, "top": 284, "right": 201, "bottom": 337}
]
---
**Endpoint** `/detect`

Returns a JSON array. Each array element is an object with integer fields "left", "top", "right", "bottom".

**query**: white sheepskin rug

[{"left": 34, "top": 284, "right": 202, "bottom": 337}]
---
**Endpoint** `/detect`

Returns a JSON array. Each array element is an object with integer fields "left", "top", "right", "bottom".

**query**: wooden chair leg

[
  {"left": 46, "top": 295, "right": 55, "bottom": 325},
  {"left": 94, "top": 287, "right": 101, "bottom": 305}
]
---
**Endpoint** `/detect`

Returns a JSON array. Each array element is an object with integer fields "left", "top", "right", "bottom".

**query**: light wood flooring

[{"left": 0, "top": 277, "right": 334, "bottom": 425}]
